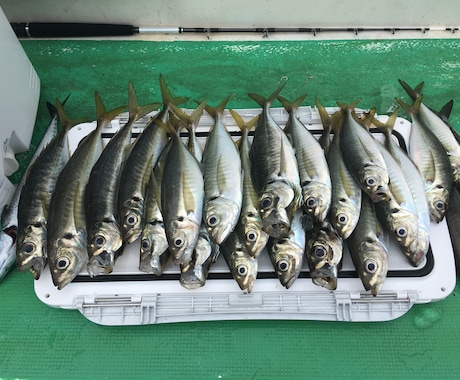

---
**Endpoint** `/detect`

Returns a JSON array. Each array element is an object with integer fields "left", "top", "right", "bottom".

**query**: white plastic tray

[{"left": 34, "top": 106, "right": 457, "bottom": 325}]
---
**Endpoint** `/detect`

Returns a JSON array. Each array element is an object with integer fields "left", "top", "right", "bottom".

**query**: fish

[
  {"left": 180, "top": 225, "right": 220, "bottom": 289},
  {"left": 249, "top": 83, "right": 302, "bottom": 238},
  {"left": 0, "top": 100, "right": 62, "bottom": 281},
  {"left": 318, "top": 101, "right": 362, "bottom": 240},
  {"left": 306, "top": 219, "right": 343, "bottom": 290},
  {"left": 16, "top": 97, "right": 81, "bottom": 280},
  {"left": 85, "top": 82, "right": 160, "bottom": 276},
  {"left": 372, "top": 110, "right": 430, "bottom": 266},
  {"left": 338, "top": 101, "right": 391, "bottom": 202},
  {"left": 446, "top": 186, "right": 460, "bottom": 271},
  {"left": 399, "top": 80, "right": 460, "bottom": 188},
  {"left": 47, "top": 93, "right": 126, "bottom": 289},
  {"left": 266, "top": 211, "right": 305, "bottom": 289},
  {"left": 220, "top": 229, "right": 258, "bottom": 293},
  {"left": 158, "top": 119, "right": 204, "bottom": 266},
  {"left": 316, "top": 97, "right": 333, "bottom": 154},
  {"left": 279, "top": 94, "right": 331, "bottom": 222},
  {"left": 230, "top": 109, "right": 268, "bottom": 258},
  {"left": 118, "top": 75, "right": 188, "bottom": 244},
  {"left": 201, "top": 96, "right": 243, "bottom": 244},
  {"left": 347, "top": 192, "right": 389, "bottom": 296},
  {"left": 396, "top": 96, "right": 453, "bottom": 222}
]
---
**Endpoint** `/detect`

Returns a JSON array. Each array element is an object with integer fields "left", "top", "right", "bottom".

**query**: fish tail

[
  {"left": 159, "top": 74, "right": 189, "bottom": 107},
  {"left": 204, "top": 95, "right": 231, "bottom": 118},
  {"left": 229, "top": 109, "right": 258, "bottom": 136},
  {"left": 439, "top": 100, "right": 454, "bottom": 120},
  {"left": 47, "top": 93, "right": 71, "bottom": 119},
  {"left": 278, "top": 93, "right": 308, "bottom": 113},
  {"left": 395, "top": 95, "right": 423, "bottom": 117},
  {"left": 248, "top": 80, "right": 287, "bottom": 108},
  {"left": 95, "top": 91, "right": 127, "bottom": 130},
  {"left": 358, "top": 108, "right": 377, "bottom": 130},
  {"left": 55, "top": 98, "right": 86, "bottom": 133},
  {"left": 127, "top": 81, "right": 161, "bottom": 122},
  {"left": 155, "top": 118, "right": 180, "bottom": 138},
  {"left": 373, "top": 108, "right": 399, "bottom": 140},
  {"left": 398, "top": 79, "right": 424, "bottom": 100},
  {"left": 336, "top": 99, "right": 361, "bottom": 111},
  {"left": 170, "top": 100, "right": 207, "bottom": 134}
]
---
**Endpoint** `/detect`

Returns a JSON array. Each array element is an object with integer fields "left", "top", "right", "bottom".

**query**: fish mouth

[
  {"left": 18, "top": 256, "right": 46, "bottom": 280},
  {"left": 139, "top": 254, "right": 163, "bottom": 275},
  {"left": 180, "top": 265, "right": 205, "bottom": 289},
  {"left": 311, "top": 266, "right": 338, "bottom": 290},
  {"left": 370, "top": 185, "right": 391, "bottom": 202},
  {"left": 87, "top": 246, "right": 124, "bottom": 277},
  {"left": 262, "top": 208, "right": 291, "bottom": 238}
]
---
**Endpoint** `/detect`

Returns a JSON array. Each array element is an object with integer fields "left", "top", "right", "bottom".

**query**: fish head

[
  {"left": 259, "top": 181, "right": 295, "bottom": 213},
  {"left": 193, "top": 233, "right": 213, "bottom": 266},
  {"left": 426, "top": 184, "right": 450, "bottom": 223},
  {"left": 311, "top": 264, "right": 339, "bottom": 290},
  {"left": 139, "top": 222, "right": 169, "bottom": 274},
  {"left": 330, "top": 199, "right": 361, "bottom": 240},
  {"left": 180, "top": 264, "right": 205, "bottom": 290},
  {"left": 166, "top": 217, "right": 200, "bottom": 266},
  {"left": 408, "top": 227, "right": 430, "bottom": 267},
  {"left": 120, "top": 200, "right": 144, "bottom": 243},
  {"left": 386, "top": 208, "right": 421, "bottom": 261},
  {"left": 49, "top": 232, "right": 87, "bottom": 290},
  {"left": 228, "top": 246, "right": 258, "bottom": 293},
  {"left": 355, "top": 239, "right": 389, "bottom": 296},
  {"left": 302, "top": 182, "right": 332, "bottom": 222},
  {"left": 204, "top": 197, "right": 240, "bottom": 245},
  {"left": 360, "top": 165, "right": 391, "bottom": 202},
  {"left": 269, "top": 238, "right": 304, "bottom": 289},
  {"left": 238, "top": 212, "right": 268, "bottom": 258},
  {"left": 307, "top": 227, "right": 343, "bottom": 269},
  {"left": 16, "top": 224, "right": 47, "bottom": 279}
]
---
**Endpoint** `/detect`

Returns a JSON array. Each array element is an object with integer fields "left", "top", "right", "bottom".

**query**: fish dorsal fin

[
  {"left": 398, "top": 79, "right": 424, "bottom": 100},
  {"left": 248, "top": 81, "right": 287, "bottom": 108},
  {"left": 277, "top": 93, "right": 308, "bottom": 113},
  {"left": 128, "top": 81, "right": 161, "bottom": 122},
  {"left": 204, "top": 95, "right": 231, "bottom": 119}
]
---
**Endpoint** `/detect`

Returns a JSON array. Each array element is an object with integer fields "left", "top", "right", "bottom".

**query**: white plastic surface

[
  {"left": 34, "top": 106, "right": 457, "bottom": 325},
  {"left": 0, "top": 5, "right": 40, "bottom": 211}
]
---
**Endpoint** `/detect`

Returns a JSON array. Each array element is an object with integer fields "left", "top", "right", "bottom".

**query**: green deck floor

[{"left": 1, "top": 39, "right": 460, "bottom": 379}]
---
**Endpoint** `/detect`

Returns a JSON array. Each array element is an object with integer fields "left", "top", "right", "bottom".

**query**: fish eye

[
  {"left": 141, "top": 239, "right": 150, "bottom": 250},
  {"left": 260, "top": 197, "right": 272, "bottom": 209},
  {"left": 246, "top": 230, "right": 258, "bottom": 242},
  {"left": 126, "top": 213, "right": 138, "bottom": 227},
  {"left": 277, "top": 259, "right": 289, "bottom": 272},
  {"left": 56, "top": 257, "right": 70, "bottom": 270},
  {"left": 93, "top": 235, "right": 106, "bottom": 247},
  {"left": 365, "top": 259, "right": 378, "bottom": 273},
  {"left": 396, "top": 227, "right": 407, "bottom": 238},
  {"left": 237, "top": 264, "right": 248, "bottom": 276},
  {"left": 22, "top": 242, "right": 36, "bottom": 254},
  {"left": 314, "top": 246, "right": 326, "bottom": 258},
  {"left": 173, "top": 237, "right": 184, "bottom": 248},
  {"left": 337, "top": 213, "right": 348, "bottom": 224},
  {"left": 366, "top": 177, "right": 376, "bottom": 187},
  {"left": 435, "top": 200, "right": 445, "bottom": 210},
  {"left": 207, "top": 215, "right": 219, "bottom": 227},
  {"left": 306, "top": 197, "right": 317, "bottom": 208}
]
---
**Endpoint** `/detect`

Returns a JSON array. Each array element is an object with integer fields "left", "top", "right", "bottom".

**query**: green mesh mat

[{"left": 1, "top": 39, "right": 459, "bottom": 379}]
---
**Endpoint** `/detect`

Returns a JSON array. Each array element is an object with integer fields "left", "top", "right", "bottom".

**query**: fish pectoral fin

[
  {"left": 182, "top": 174, "right": 198, "bottom": 215},
  {"left": 216, "top": 156, "right": 228, "bottom": 194}
]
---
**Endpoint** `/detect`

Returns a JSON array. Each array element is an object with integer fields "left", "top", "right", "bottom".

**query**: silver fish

[
  {"left": 230, "top": 109, "right": 268, "bottom": 258},
  {"left": 85, "top": 82, "right": 160, "bottom": 276},
  {"left": 316, "top": 97, "right": 333, "bottom": 154},
  {"left": 338, "top": 102, "right": 390, "bottom": 202},
  {"left": 202, "top": 96, "right": 242, "bottom": 244},
  {"left": 47, "top": 93, "right": 125, "bottom": 289},
  {"left": 159, "top": 119, "right": 204, "bottom": 266},
  {"left": 118, "top": 75, "right": 187, "bottom": 243},
  {"left": 306, "top": 219, "right": 343, "bottom": 290},
  {"left": 266, "top": 211, "right": 305, "bottom": 289},
  {"left": 373, "top": 111, "right": 429, "bottom": 267},
  {"left": 220, "top": 229, "right": 258, "bottom": 293},
  {"left": 16, "top": 98, "right": 79, "bottom": 280},
  {"left": 249, "top": 83, "right": 302, "bottom": 238},
  {"left": 318, "top": 102, "right": 362, "bottom": 240},
  {"left": 347, "top": 192, "right": 389, "bottom": 296},
  {"left": 396, "top": 96, "right": 453, "bottom": 222},
  {"left": 279, "top": 94, "right": 331, "bottom": 222},
  {"left": 446, "top": 186, "right": 460, "bottom": 270},
  {"left": 0, "top": 100, "right": 61, "bottom": 281},
  {"left": 399, "top": 80, "right": 460, "bottom": 187}
]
